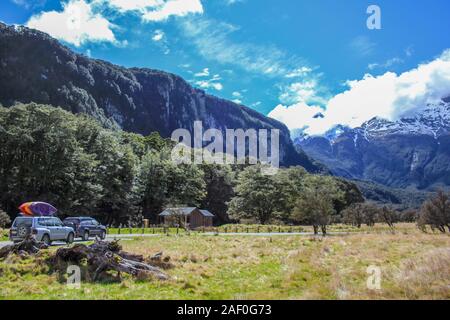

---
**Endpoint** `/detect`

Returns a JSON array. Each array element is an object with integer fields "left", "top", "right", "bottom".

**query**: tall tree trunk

[{"left": 313, "top": 225, "right": 318, "bottom": 235}]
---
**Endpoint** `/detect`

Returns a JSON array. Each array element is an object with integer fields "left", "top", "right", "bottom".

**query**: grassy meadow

[
  {"left": 0, "top": 229, "right": 8, "bottom": 241},
  {"left": 0, "top": 223, "right": 449, "bottom": 300}
]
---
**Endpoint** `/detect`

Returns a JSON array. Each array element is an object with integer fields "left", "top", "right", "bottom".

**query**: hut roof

[
  {"left": 159, "top": 207, "right": 196, "bottom": 216},
  {"left": 159, "top": 207, "right": 215, "bottom": 217},
  {"left": 199, "top": 210, "right": 215, "bottom": 217}
]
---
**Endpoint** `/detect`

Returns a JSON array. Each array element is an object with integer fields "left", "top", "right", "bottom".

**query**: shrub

[
  {"left": 0, "top": 209, "right": 11, "bottom": 228},
  {"left": 342, "top": 203, "right": 379, "bottom": 227}
]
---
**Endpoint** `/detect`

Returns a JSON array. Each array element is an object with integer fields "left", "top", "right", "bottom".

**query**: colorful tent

[{"left": 19, "top": 202, "right": 57, "bottom": 216}]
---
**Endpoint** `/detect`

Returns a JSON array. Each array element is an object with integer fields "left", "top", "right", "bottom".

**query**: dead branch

[{"left": 0, "top": 235, "right": 48, "bottom": 259}]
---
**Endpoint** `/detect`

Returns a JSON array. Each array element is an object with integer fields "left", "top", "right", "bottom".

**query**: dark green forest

[{"left": 0, "top": 103, "right": 390, "bottom": 227}]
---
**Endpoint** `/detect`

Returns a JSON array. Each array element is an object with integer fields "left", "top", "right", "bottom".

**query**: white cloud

[
  {"left": 368, "top": 57, "right": 404, "bottom": 71},
  {"left": 152, "top": 29, "right": 164, "bottom": 41},
  {"left": 106, "top": 0, "right": 203, "bottom": 21},
  {"left": 143, "top": 0, "right": 203, "bottom": 21},
  {"left": 180, "top": 17, "right": 312, "bottom": 78},
  {"left": 195, "top": 80, "right": 223, "bottom": 91},
  {"left": 194, "top": 72, "right": 223, "bottom": 91},
  {"left": 269, "top": 103, "right": 326, "bottom": 134},
  {"left": 232, "top": 91, "right": 242, "bottom": 98},
  {"left": 279, "top": 80, "right": 320, "bottom": 105},
  {"left": 350, "top": 35, "right": 376, "bottom": 56},
  {"left": 106, "top": 0, "right": 162, "bottom": 12},
  {"left": 150, "top": 29, "right": 169, "bottom": 54},
  {"left": 269, "top": 49, "right": 450, "bottom": 135},
  {"left": 12, "top": 0, "right": 46, "bottom": 9},
  {"left": 26, "top": 0, "right": 116, "bottom": 47},
  {"left": 285, "top": 67, "right": 312, "bottom": 78},
  {"left": 405, "top": 46, "right": 414, "bottom": 57},
  {"left": 194, "top": 68, "right": 210, "bottom": 77},
  {"left": 231, "top": 91, "right": 244, "bottom": 104},
  {"left": 224, "top": 0, "right": 245, "bottom": 5}
]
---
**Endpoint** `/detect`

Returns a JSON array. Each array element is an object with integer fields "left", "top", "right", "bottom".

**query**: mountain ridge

[
  {"left": 0, "top": 22, "right": 324, "bottom": 172},
  {"left": 297, "top": 102, "right": 450, "bottom": 189}
]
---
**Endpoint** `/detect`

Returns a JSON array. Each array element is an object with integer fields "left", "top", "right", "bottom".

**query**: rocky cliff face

[
  {"left": 297, "top": 101, "right": 450, "bottom": 190},
  {"left": 0, "top": 22, "right": 324, "bottom": 171}
]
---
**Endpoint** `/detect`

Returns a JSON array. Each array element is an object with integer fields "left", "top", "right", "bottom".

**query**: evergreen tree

[
  {"left": 291, "top": 175, "right": 344, "bottom": 235},
  {"left": 228, "top": 165, "right": 284, "bottom": 224}
]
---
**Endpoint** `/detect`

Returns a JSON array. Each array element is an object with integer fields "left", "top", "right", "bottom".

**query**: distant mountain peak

[
  {"left": 297, "top": 100, "right": 450, "bottom": 190},
  {"left": 324, "top": 124, "right": 352, "bottom": 141},
  {"left": 359, "top": 101, "right": 450, "bottom": 139}
]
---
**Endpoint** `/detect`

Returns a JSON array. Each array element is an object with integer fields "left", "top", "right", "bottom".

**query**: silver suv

[{"left": 9, "top": 216, "right": 75, "bottom": 245}]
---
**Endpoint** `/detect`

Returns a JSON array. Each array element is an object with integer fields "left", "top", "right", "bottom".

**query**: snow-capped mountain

[
  {"left": 361, "top": 101, "right": 450, "bottom": 139},
  {"left": 297, "top": 101, "right": 450, "bottom": 190}
]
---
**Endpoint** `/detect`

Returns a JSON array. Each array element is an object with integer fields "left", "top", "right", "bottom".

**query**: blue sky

[{"left": 2, "top": 0, "right": 450, "bottom": 134}]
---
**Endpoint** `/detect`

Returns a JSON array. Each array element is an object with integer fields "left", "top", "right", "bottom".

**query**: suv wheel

[
  {"left": 66, "top": 232, "right": 74, "bottom": 244},
  {"left": 42, "top": 234, "right": 51, "bottom": 246},
  {"left": 82, "top": 231, "right": 89, "bottom": 241},
  {"left": 17, "top": 225, "right": 30, "bottom": 238},
  {"left": 100, "top": 230, "right": 106, "bottom": 240}
]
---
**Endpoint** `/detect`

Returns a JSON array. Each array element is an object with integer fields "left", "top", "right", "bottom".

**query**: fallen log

[
  {"left": 0, "top": 235, "right": 48, "bottom": 259},
  {"left": 51, "top": 239, "right": 169, "bottom": 281}
]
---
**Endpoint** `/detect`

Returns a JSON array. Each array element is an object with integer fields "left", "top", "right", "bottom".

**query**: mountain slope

[
  {"left": 297, "top": 101, "right": 450, "bottom": 189},
  {"left": 0, "top": 22, "right": 324, "bottom": 172}
]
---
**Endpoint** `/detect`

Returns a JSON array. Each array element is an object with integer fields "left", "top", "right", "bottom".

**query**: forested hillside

[
  {"left": 0, "top": 22, "right": 323, "bottom": 172},
  {"left": 0, "top": 104, "right": 360, "bottom": 226}
]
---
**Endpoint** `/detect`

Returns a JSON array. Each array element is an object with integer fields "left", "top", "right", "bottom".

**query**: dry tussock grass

[{"left": 394, "top": 247, "right": 450, "bottom": 299}]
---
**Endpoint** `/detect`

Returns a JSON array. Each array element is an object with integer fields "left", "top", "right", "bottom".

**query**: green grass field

[
  {"left": 0, "top": 223, "right": 449, "bottom": 300},
  {"left": 0, "top": 229, "right": 8, "bottom": 241}
]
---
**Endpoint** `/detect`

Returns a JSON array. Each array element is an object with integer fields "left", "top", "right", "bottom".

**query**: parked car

[
  {"left": 9, "top": 216, "right": 75, "bottom": 245},
  {"left": 62, "top": 217, "right": 107, "bottom": 241}
]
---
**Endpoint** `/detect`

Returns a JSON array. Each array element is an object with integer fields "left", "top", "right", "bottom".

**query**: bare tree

[
  {"left": 399, "top": 209, "right": 418, "bottom": 223},
  {"left": 342, "top": 203, "right": 365, "bottom": 228},
  {"left": 418, "top": 190, "right": 450, "bottom": 233},
  {"left": 342, "top": 203, "right": 379, "bottom": 227},
  {"left": 379, "top": 206, "right": 396, "bottom": 228}
]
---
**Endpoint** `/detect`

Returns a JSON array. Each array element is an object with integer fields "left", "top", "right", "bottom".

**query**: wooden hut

[{"left": 159, "top": 207, "right": 215, "bottom": 229}]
